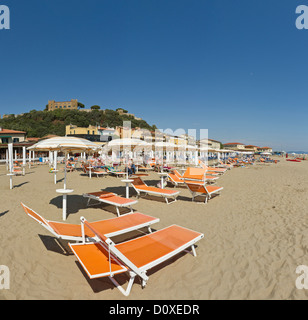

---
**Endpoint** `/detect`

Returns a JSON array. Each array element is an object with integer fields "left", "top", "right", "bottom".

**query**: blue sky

[{"left": 0, "top": 0, "right": 308, "bottom": 150}]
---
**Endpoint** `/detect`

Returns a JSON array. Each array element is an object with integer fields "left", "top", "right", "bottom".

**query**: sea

[{"left": 287, "top": 151, "right": 308, "bottom": 154}]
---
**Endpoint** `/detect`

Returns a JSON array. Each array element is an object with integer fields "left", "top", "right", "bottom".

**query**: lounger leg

[
  {"left": 87, "top": 198, "right": 91, "bottom": 207},
  {"left": 116, "top": 207, "right": 120, "bottom": 217},
  {"left": 192, "top": 192, "right": 196, "bottom": 202},
  {"left": 165, "top": 196, "right": 177, "bottom": 205},
  {"left": 191, "top": 244, "right": 197, "bottom": 257},
  {"left": 109, "top": 272, "right": 136, "bottom": 297},
  {"left": 141, "top": 272, "right": 148, "bottom": 289},
  {"left": 184, "top": 246, "right": 197, "bottom": 256}
]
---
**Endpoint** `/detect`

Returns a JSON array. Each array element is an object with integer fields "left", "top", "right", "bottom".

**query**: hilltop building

[{"left": 47, "top": 99, "right": 78, "bottom": 111}]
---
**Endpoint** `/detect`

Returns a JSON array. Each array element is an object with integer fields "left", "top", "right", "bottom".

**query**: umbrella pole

[
  {"left": 64, "top": 151, "right": 67, "bottom": 190},
  {"left": 8, "top": 143, "right": 14, "bottom": 190}
]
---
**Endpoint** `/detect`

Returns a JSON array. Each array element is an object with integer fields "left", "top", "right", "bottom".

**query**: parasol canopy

[{"left": 28, "top": 136, "right": 99, "bottom": 153}]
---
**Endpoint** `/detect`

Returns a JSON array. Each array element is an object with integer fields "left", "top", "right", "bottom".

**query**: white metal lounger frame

[
  {"left": 205, "top": 167, "right": 227, "bottom": 175},
  {"left": 167, "top": 173, "right": 186, "bottom": 187},
  {"left": 183, "top": 174, "right": 219, "bottom": 184},
  {"left": 82, "top": 165, "right": 108, "bottom": 178},
  {"left": 91, "top": 171, "right": 108, "bottom": 178},
  {"left": 185, "top": 183, "right": 224, "bottom": 204},
  {"left": 105, "top": 168, "right": 126, "bottom": 177},
  {"left": 21, "top": 203, "right": 87, "bottom": 242},
  {"left": 130, "top": 182, "right": 180, "bottom": 205},
  {"left": 83, "top": 193, "right": 138, "bottom": 217},
  {"left": 70, "top": 217, "right": 203, "bottom": 296},
  {"left": 22, "top": 203, "right": 159, "bottom": 242}
]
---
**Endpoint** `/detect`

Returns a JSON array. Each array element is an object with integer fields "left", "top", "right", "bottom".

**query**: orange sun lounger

[
  {"left": 185, "top": 180, "right": 223, "bottom": 203},
  {"left": 69, "top": 216, "right": 204, "bottom": 296},
  {"left": 198, "top": 160, "right": 227, "bottom": 174},
  {"left": 21, "top": 202, "right": 159, "bottom": 242},
  {"left": 130, "top": 177, "right": 180, "bottom": 204},
  {"left": 182, "top": 167, "right": 219, "bottom": 182},
  {"left": 83, "top": 191, "right": 138, "bottom": 216},
  {"left": 217, "top": 160, "right": 233, "bottom": 169}
]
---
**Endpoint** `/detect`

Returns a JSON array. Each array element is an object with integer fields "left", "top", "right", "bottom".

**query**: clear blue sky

[{"left": 0, "top": 0, "right": 307, "bottom": 151}]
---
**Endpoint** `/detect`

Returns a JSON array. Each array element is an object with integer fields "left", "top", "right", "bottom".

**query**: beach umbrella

[
  {"left": 153, "top": 141, "right": 176, "bottom": 150},
  {"left": 105, "top": 138, "right": 150, "bottom": 149},
  {"left": 104, "top": 138, "right": 150, "bottom": 157},
  {"left": 104, "top": 138, "right": 151, "bottom": 177},
  {"left": 28, "top": 136, "right": 99, "bottom": 189},
  {"left": 152, "top": 142, "right": 176, "bottom": 167},
  {"left": 104, "top": 138, "right": 150, "bottom": 160},
  {"left": 28, "top": 136, "right": 99, "bottom": 220}
]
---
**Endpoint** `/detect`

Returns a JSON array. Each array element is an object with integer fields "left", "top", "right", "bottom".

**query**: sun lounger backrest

[
  {"left": 183, "top": 167, "right": 206, "bottom": 180},
  {"left": 185, "top": 182, "right": 206, "bottom": 194},
  {"left": 21, "top": 202, "right": 50, "bottom": 227},
  {"left": 198, "top": 160, "right": 206, "bottom": 169},
  {"left": 168, "top": 172, "right": 181, "bottom": 182},
  {"left": 131, "top": 177, "right": 147, "bottom": 187},
  {"left": 82, "top": 164, "right": 88, "bottom": 173},
  {"left": 173, "top": 169, "right": 183, "bottom": 178}
]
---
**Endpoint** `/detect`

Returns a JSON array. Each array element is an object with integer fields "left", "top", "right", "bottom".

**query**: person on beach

[{"left": 127, "top": 159, "right": 136, "bottom": 175}]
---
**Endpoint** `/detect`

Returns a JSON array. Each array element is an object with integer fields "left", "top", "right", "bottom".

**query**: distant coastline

[{"left": 287, "top": 151, "right": 308, "bottom": 154}]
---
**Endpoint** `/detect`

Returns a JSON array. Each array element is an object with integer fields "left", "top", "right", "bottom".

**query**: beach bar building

[
  {"left": 223, "top": 142, "right": 246, "bottom": 151},
  {"left": 0, "top": 128, "right": 35, "bottom": 160}
]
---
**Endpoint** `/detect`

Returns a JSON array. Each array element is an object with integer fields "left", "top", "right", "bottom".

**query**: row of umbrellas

[
  {"left": 7, "top": 136, "right": 243, "bottom": 220},
  {"left": 26, "top": 136, "right": 236, "bottom": 189},
  {"left": 28, "top": 136, "right": 232, "bottom": 153}
]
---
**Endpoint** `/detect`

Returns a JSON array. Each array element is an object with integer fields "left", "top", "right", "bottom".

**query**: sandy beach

[{"left": 0, "top": 158, "right": 308, "bottom": 300}]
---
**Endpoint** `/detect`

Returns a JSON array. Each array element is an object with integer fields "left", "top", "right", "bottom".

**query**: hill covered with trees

[{"left": 0, "top": 109, "right": 157, "bottom": 138}]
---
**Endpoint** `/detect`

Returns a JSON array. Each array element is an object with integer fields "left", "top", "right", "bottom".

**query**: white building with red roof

[{"left": 0, "top": 128, "right": 26, "bottom": 144}]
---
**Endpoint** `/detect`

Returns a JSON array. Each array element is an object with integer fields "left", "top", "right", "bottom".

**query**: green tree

[{"left": 78, "top": 102, "right": 85, "bottom": 109}]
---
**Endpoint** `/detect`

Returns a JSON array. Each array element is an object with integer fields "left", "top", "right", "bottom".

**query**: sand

[{"left": 0, "top": 158, "right": 308, "bottom": 300}]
